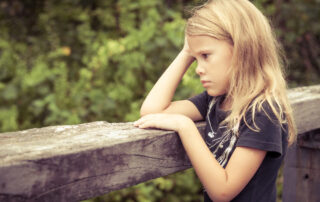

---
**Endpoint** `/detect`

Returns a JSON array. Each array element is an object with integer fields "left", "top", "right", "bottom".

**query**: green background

[{"left": 0, "top": 0, "right": 319, "bottom": 201}]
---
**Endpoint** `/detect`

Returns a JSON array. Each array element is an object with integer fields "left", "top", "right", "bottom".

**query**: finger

[
  {"left": 134, "top": 115, "right": 151, "bottom": 125},
  {"left": 138, "top": 120, "right": 157, "bottom": 129},
  {"left": 136, "top": 113, "right": 160, "bottom": 122},
  {"left": 133, "top": 119, "right": 142, "bottom": 126},
  {"left": 140, "top": 116, "right": 164, "bottom": 129},
  {"left": 134, "top": 115, "right": 155, "bottom": 127}
]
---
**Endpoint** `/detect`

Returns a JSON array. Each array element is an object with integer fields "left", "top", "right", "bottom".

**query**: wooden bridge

[{"left": 1, "top": 85, "right": 320, "bottom": 202}]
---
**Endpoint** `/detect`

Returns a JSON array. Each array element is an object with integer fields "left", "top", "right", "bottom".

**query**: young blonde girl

[{"left": 134, "top": 0, "right": 296, "bottom": 201}]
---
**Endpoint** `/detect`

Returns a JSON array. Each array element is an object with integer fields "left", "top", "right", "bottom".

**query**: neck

[{"left": 220, "top": 96, "right": 232, "bottom": 111}]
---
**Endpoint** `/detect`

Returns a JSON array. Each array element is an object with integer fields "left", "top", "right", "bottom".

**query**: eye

[{"left": 201, "top": 53, "right": 209, "bottom": 59}]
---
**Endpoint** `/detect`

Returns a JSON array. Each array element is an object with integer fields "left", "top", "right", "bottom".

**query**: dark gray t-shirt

[{"left": 188, "top": 91, "right": 288, "bottom": 202}]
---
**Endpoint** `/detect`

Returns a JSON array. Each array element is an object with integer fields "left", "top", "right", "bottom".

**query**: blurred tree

[
  {"left": 0, "top": 0, "right": 203, "bottom": 132},
  {"left": 0, "top": 0, "right": 319, "bottom": 201},
  {"left": 253, "top": 0, "right": 320, "bottom": 86}
]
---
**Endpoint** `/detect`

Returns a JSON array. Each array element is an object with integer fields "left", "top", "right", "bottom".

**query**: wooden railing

[{"left": 1, "top": 85, "right": 320, "bottom": 202}]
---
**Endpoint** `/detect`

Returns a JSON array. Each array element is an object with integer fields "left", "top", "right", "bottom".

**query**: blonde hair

[{"left": 186, "top": 0, "right": 296, "bottom": 144}]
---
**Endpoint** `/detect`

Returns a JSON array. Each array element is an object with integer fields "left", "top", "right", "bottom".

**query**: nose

[{"left": 195, "top": 64, "right": 205, "bottom": 75}]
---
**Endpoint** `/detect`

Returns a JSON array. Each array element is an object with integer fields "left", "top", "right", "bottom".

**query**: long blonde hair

[{"left": 186, "top": 0, "right": 296, "bottom": 144}]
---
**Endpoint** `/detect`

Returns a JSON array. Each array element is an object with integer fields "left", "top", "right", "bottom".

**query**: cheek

[
  {"left": 212, "top": 67, "right": 231, "bottom": 88},
  {"left": 207, "top": 54, "right": 232, "bottom": 80},
  {"left": 219, "top": 57, "right": 232, "bottom": 81},
  {"left": 220, "top": 73, "right": 231, "bottom": 87}
]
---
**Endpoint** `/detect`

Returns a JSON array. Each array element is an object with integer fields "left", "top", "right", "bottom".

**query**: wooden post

[
  {"left": 0, "top": 85, "right": 320, "bottom": 202},
  {"left": 282, "top": 85, "right": 320, "bottom": 202},
  {"left": 283, "top": 129, "right": 320, "bottom": 202}
]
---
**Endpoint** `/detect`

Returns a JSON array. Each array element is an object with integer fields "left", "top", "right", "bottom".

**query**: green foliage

[
  {"left": 0, "top": 0, "right": 319, "bottom": 201},
  {"left": 253, "top": 0, "right": 320, "bottom": 87},
  {"left": 0, "top": 0, "right": 201, "bottom": 132},
  {"left": 1, "top": 0, "right": 318, "bottom": 131},
  {"left": 82, "top": 169, "right": 203, "bottom": 202}
]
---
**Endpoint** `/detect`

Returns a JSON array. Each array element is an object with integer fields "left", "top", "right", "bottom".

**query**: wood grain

[{"left": 0, "top": 85, "right": 319, "bottom": 201}]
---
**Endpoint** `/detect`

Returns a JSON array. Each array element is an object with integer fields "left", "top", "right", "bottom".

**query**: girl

[{"left": 134, "top": 0, "right": 296, "bottom": 201}]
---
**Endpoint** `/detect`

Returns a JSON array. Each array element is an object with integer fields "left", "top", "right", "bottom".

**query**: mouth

[{"left": 201, "top": 80, "right": 211, "bottom": 87}]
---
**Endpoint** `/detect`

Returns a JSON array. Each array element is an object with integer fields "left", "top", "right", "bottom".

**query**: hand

[
  {"left": 182, "top": 35, "right": 192, "bottom": 56},
  {"left": 134, "top": 113, "right": 193, "bottom": 133},
  {"left": 180, "top": 35, "right": 195, "bottom": 66}
]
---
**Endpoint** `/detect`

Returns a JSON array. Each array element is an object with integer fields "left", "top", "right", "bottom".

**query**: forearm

[
  {"left": 140, "top": 50, "right": 194, "bottom": 116},
  {"left": 134, "top": 114, "right": 256, "bottom": 201},
  {"left": 178, "top": 120, "right": 236, "bottom": 201}
]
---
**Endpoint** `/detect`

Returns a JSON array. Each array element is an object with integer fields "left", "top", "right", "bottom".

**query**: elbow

[
  {"left": 139, "top": 106, "right": 159, "bottom": 117},
  {"left": 206, "top": 181, "right": 237, "bottom": 202},
  {"left": 140, "top": 104, "right": 167, "bottom": 117},
  {"left": 207, "top": 191, "right": 233, "bottom": 202},
  {"left": 139, "top": 103, "right": 150, "bottom": 117},
  {"left": 139, "top": 108, "right": 148, "bottom": 117}
]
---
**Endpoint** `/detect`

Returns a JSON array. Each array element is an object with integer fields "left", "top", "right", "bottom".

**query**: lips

[{"left": 201, "top": 80, "right": 211, "bottom": 87}]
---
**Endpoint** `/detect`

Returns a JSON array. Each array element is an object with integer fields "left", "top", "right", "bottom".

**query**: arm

[
  {"left": 135, "top": 115, "right": 266, "bottom": 201},
  {"left": 178, "top": 120, "right": 266, "bottom": 201},
  {"left": 140, "top": 39, "right": 201, "bottom": 120}
]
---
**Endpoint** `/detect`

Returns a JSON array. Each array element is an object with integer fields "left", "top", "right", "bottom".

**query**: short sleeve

[
  {"left": 236, "top": 105, "right": 286, "bottom": 157},
  {"left": 188, "top": 91, "right": 210, "bottom": 119}
]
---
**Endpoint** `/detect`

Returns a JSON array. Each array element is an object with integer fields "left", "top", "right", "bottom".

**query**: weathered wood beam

[
  {"left": 288, "top": 85, "right": 320, "bottom": 134},
  {"left": 0, "top": 121, "right": 206, "bottom": 202},
  {"left": 0, "top": 85, "right": 320, "bottom": 202}
]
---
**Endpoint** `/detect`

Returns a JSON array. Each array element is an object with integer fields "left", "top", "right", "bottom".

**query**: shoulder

[
  {"left": 243, "top": 100, "right": 285, "bottom": 131},
  {"left": 237, "top": 100, "right": 288, "bottom": 156}
]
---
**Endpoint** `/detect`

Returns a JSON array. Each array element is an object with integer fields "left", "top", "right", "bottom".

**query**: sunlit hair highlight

[{"left": 186, "top": 0, "right": 296, "bottom": 144}]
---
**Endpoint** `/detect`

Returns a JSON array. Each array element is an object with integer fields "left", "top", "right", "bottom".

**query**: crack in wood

[{"left": 0, "top": 85, "right": 319, "bottom": 202}]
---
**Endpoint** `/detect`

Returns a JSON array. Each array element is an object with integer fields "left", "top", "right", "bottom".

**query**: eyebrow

[
  {"left": 190, "top": 49, "right": 214, "bottom": 56},
  {"left": 197, "top": 49, "right": 213, "bottom": 53}
]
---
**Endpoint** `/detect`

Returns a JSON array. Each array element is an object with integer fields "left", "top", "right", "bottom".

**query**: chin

[{"left": 206, "top": 89, "right": 225, "bottom": 97}]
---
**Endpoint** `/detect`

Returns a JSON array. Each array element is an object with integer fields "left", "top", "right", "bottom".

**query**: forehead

[{"left": 186, "top": 35, "right": 232, "bottom": 54}]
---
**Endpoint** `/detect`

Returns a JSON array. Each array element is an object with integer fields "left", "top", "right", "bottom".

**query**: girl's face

[{"left": 187, "top": 35, "right": 233, "bottom": 97}]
